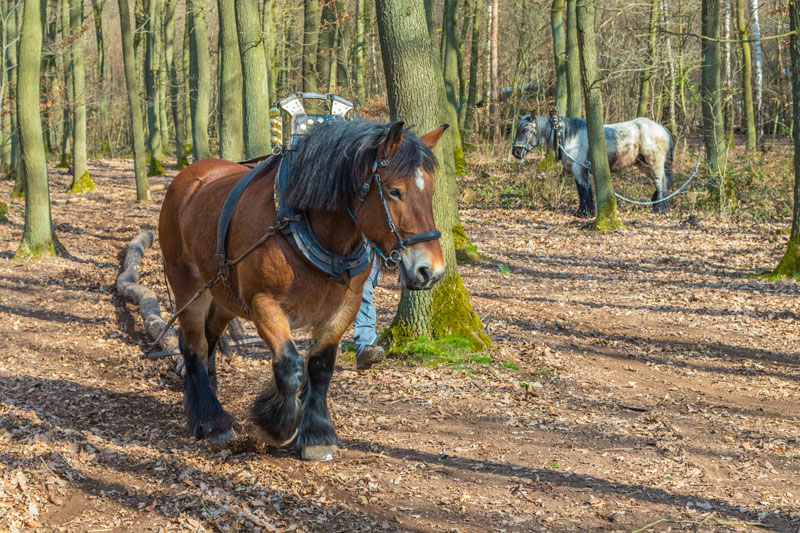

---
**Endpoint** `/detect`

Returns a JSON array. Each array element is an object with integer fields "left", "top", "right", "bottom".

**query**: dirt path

[{"left": 1, "top": 161, "right": 799, "bottom": 532}]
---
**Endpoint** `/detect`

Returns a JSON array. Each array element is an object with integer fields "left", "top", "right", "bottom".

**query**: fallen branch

[
  {"left": 116, "top": 231, "right": 183, "bottom": 373},
  {"left": 632, "top": 512, "right": 773, "bottom": 533}
]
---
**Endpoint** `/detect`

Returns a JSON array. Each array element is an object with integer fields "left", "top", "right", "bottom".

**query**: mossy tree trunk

[
  {"left": 236, "top": 0, "right": 270, "bottom": 159},
  {"left": 768, "top": 0, "right": 800, "bottom": 278},
  {"left": 736, "top": 0, "right": 757, "bottom": 151},
  {"left": 91, "top": 0, "right": 110, "bottom": 156},
  {"left": 551, "top": 0, "right": 567, "bottom": 116},
  {"left": 144, "top": 0, "right": 163, "bottom": 175},
  {"left": 302, "top": 0, "right": 320, "bottom": 93},
  {"left": 353, "top": 0, "right": 366, "bottom": 103},
  {"left": 576, "top": 0, "right": 621, "bottom": 231},
  {"left": 187, "top": 0, "right": 210, "bottom": 160},
  {"left": 15, "top": 0, "right": 65, "bottom": 258},
  {"left": 117, "top": 0, "right": 150, "bottom": 202},
  {"left": 456, "top": 0, "right": 472, "bottom": 131},
  {"left": 217, "top": 0, "right": 243, "bottom": 161},
  {"left": 565, "top": 0, "right": 581, "bottom": 117},
  {"left": 164, "top": 0, "right": 187, "bottom": 168},
  {"left": 67, "top": 0, "right": 95, "bottom": 194},
  {"left": 637, "top": 0, "right": 658, "bottom": 118},
  {"left": 440, "top": 0, "right": 466, "bottom": 173},
  {"left": 376, "top": 0, "right": 490, "bottom": 354},
  {"left": 57, "top": 0, "right": 72, "bottom": 170},
  {"left": 462, "top": 0, "right": 481, "bottom": 137}
]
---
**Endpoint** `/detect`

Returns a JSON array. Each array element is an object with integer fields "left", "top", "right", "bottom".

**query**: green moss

[
  {"left": 382, "top": 333, "right": 490, "bottom": 370},
  {"left": 453, "top": 135, "right": 467, "bottom": 176},
  {"left": 57, "top": 152, "right": 70, "bottom": 169},
  {"left": 9, "top": 185, "right": 25, "bottom": 199},
  {"left": 452, "top": 223, "right": 484, "bottom": 263},
  {"left": 760, "top": 235, "right": 800, "bottom": 280},
  {"left": 537, "top": 150, "right": 559, "bottom": 172},
  {"left": 14, "top": 233, "right": 66, "bottom": 259},
  {"left": 430, "top": 272, "right": 491, "bottom": 350},
  {"left": 66, "top": 170, "right": 96, "bottom": 194},
  {"left": 175, "top": 156, "right": 189, "bottom": 170},
  {"left": 148, "top": 156, "right": 164, "bottom": 176},
  {"left": 0, "top": 202, "right": 8, "bottom": 222},
  {"left": 590, "top": 201, "right": 624, "bottom": 232},
  {"left": 102, "top": 140, "right": 111, "bottom": 155}
]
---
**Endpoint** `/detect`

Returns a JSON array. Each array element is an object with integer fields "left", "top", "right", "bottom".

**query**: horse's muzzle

[
  {"left": 511, "top": 145, "right": 527, "bottom": 160},
  {"left": 400, "top": 258, "right": 445, "bottom": 291}
]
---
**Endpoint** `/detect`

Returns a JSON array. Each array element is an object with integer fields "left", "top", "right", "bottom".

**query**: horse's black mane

[
  {"left": 528, "top": 115, "right": 586, "bottom": 147},
  {"left": 285, "top": 118, "right": 438, "bottom": 212}
]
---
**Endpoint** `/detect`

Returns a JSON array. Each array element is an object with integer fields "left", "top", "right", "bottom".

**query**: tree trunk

[
  {"left": 551, "top": 0, "right": 567, "bottom": 116},
  {"left": 462, "top": 0, "right": 481, "bottom": 137},
  {"left": 157, "top": 0, "right": 169, "bottom": 156},
  {"left": 489, "top": 0, "right": 499, "bottom": 141},
  {"left": 662, "top": 0, "right": 677, "bottom": 135},
  {"left": 144, "top": 0, "right": 164, "bottom": 175},
  {"left": 217, "top": 0, "right": 243, "bottom": 161},
  {"left": 701, "top": 0, "right": 733, "bottom": 207},
  {"left": 164, "top": 0, "right": 187, "bottom": 168},
  {"left": 317, "top": 0, "right": 336, "bottom": 91},
  {"left": 637, "top": 0, "right": 658, "bottom": 117},
  {"left": 15, "top": 0, "right": 65, "bottom": 258},
  {"left": 57, "top": 0, "right": 72, "bottom": 170},
  {"left": 302, "top": 0, "right": 320, "bottom": 93},
  {"left": 750, "top": 0, "right": 763, "bottom": 141},
  {"left": 375, "top": 0, "right": 490, "bottom": 354},
  {"left": 263, "top": 0, "right": 276, "bottom": 102},
  {"left": 182, "top": 6, "right": 192, "bottom": 153},
  {"left": 91, "top": 0, "right": 110, "bottom": 155},
  {"left": 236, "top": 0, "right": 270, "bottom": 159},
  {"left": 768, "top": 0, "right": 800, "bottom": 277},
  {"left": 0, "top": 0, "right": 13, "bottom": 173},
  {"left": 353, "top": 0, "right": 366, "bottom": 103},
  {"left": 723, "top": 0, "right": 733, "bottom": 143},
  {"left": 457, "top": 0, "right": 472, "bottom": 130},
  {"left": 67, "top": 0, "right": 95, "bottom": 193},
  {"left": 187, "top": 0, "right": 210, "bottom": 159},
  {"left": 576, "top": 0, "right": 621, "bottom": 231},
  {"left": 736, "top": 0, "right": 757, "bottom": 150},
  {"left": 440, "top": 0, "right": 465, "bottom": 172},
  {"left": 117, "top": 0, "right": 150, "bottom": 202},
  {"left": 565, "top": 0, "right": 581, "bottom": 117},
  {"left": 4, "top": 0, "right": 20, "bottom": 189}
]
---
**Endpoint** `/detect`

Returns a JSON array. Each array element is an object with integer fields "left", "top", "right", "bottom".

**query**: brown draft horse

[{"left": 159, "top": 119, "right": 447, "bottom": 460}]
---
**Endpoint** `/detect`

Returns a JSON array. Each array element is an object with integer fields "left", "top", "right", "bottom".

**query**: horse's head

[
  {"left": 511, "top": 114, "right": 539, "bottom": 159},
  {"left": 356, "top": 122, "right": 447, "bottom": 291}
]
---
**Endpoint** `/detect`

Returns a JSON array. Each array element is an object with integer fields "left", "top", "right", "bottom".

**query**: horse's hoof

[
  {"left": 262, "top": 427, "right": 299, "bottom": 448},
  {"left": 208, "top": 428, "right": 236, "bottom": 446},
  {"left": 301, "top": 444, "right": 339, "bottom": 461}
]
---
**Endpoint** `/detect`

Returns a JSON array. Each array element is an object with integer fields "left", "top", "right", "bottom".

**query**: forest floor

[{"left": 1, "top": 155, "right": 799, "bottom": 532}]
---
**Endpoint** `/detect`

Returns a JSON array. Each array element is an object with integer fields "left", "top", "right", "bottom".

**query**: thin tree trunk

[
  {"left": 354, "top": 0, "right": 365, "bottom": 102},
  {"left": 463, "top": 0, "right": 481, "bottom": 137},
  {"left": 576, "top": 0, "right": 621, "bottom": 231},
  {"left": 263, "top": 0, "right": 276, "bottom": 102},
  {"left": 117, "top": 0, "right": 150, "bottom": 202},
  {"left": 736, "top": 0, "right": 757, "bottom": 150},
  {"left": 457, "top": 0, "right": 473, "bottom": 130},
  {"left": 441, "top": 0, "right": 465, "bottom": 171},
  {"left": 157, "top": 0, "right": 169, "bottom": 156},
  {"left": 551, "top": 0, "right": 567, "bottom": 116},
  {"left": 724, "top": 0, "right": 733, "bottom": 142},
  {"left": 751, "top": 0, "right": 763, "bottom": 141},
  {"left": 375, "top": 0, "right": 490, "bottom": 353},
  {"left": 317, "top": 0, "right": 336, "bottom": 91},
  {"left": 637, "top": 0, "right": 658, "bottom": 117},
  {"left": 0, "top": 0, "right": 12, "bottom": 173},
  {"left": 217, "top": 0, "right": 243, "bottom": 161},
  {"left": 565, "top": 0, "right": 581, "bottom": 117},
  {"left": 164, "top": 0, "right": 187, "bottom": 168},
  {"left": 182, "top": 8, "right": 192, "bottom": 151},
  {"left": 16, "top": 0, "right": 65, "bottom": 258},
  {"left": 236, "top": 0, "right": 270, "bottom": 158},
  {"left": 57, "top": 0, "right": 72, "bottom": 170},
  {"left": 302, "top": 0, "right": 320, "bottom": 93},
  {"left": 662, "top": 0, "right": 677, "bottom": 136},
  {"left": 490, "top": 0, "right": 499, "bottom": 141},
  {"left": 144, "top": 0, "right": 163, "bottom": 174},
  {"left": 187, "top": 0, "right": 210, "bottom": 159},
  {"left": 91, "top": 0, "right": 110, "bottom": 155},
  {"left": 68, "top": 0, "right": 95, "bottom": 193}
]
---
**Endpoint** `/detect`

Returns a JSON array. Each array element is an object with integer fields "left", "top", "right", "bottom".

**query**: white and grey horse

[{"left": 511, "top": 115, "right": 674, "bottom": 216}]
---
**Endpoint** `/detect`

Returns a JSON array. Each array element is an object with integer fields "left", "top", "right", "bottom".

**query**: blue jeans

[{"left": 354, "top": 259, "right": 381, "bottom": 356}]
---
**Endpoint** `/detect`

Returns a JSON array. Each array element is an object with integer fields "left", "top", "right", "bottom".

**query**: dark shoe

[{"left": 356, "top": 345, "right": 385, "bottom": 371}]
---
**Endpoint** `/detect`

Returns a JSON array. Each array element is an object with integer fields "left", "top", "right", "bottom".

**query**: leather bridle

[{"left": 352, "top": 158, "right": 441, "bottom": 269}]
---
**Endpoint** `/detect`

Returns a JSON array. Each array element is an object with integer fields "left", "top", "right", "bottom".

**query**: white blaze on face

[{"left": 415, "top": 167, "right": 425, "bottom": 192}]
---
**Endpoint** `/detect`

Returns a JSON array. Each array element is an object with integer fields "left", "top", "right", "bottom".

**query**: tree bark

[
  {"left": 263, "top": 0, "right": 276, "bottom": 103},
  {"left": 144, "top": 0, "right": 164, "bottom": 175},
  {"left": 353, "top": 0, "right": 366, "bottom": 102},
  {"left": 91, "top": 0, "right": 110, "bottom": 155},
  {"left": 236, "top": 0, "right": 270, "bottom": 158},
  {"left": 440, "top": 0, "right": 465, "bottom": 172},
  {"left": 463, "top": 0, "right": 481, "bottom": 136},
  {"left": 117, "top": 0, "right": 150, "bottom": 202},
  {"left": 701, "top": 0, "right": 734, "bottom": 207},
  {"left": 565, "top": 0, "right": 581, "bottom": 117},
  {"left": 576, "top": 0, "right": 621, "bottom": 231},
  {"left": 375, "top": 0, "right": 490, "bottom": 354},
  {"left": 217, "top": 0, "right": 243, "bottom": 161},
  {"left": 0, "top": 0, "right": 13, "bottom": 173},
  {"left": 490, "top": 0, "right": 499, "bottom": 141},
  {"left": 551, "top": 0, "right": 567, "bottom": 116},
  {"left": 768, "top": 0, "right": 800, "bottom": 277},
  {"left": 457, "top": 0, "right": 472, "bottom": 130},
  {"left": 317, "top": 0, "right": 336, "bottom": 91},
  {"left": 723, "top": 0, "right": 733, "bottom": 143},
  {"left": 736, "top": 0, "right": 757, "bottom": 150},
  {"left": 67, "top": 0, "right": 95, "bottom": 193},
  {"left": 57, "top": 0, "right": 72, "bottom": 170},
  {"left": 15, "top": 0, "right": 65, "bottom": 258},
  {"left": 302, "top": 0, "right": 320, "bottom": 93},
  {"left": 164, "top": 0, "right": 187, "bottom": 168},
  {"left": 750, "top": 0, "right": 763, "bottom": 140},
  {"left": 637, "top": 0, "right": 658, "bottom": 117},
  {"left": 187, "top": 0, "right": 210, "bottom": 160}
]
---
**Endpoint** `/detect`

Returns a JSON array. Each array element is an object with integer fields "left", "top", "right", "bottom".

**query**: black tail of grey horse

[{"left": 511, "top": 115, "right": 675, "bottom": 216}]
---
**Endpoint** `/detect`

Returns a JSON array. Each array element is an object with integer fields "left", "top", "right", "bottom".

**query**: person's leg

[{"left": 353, "top": 260, "right": 383, "bottom": 369}]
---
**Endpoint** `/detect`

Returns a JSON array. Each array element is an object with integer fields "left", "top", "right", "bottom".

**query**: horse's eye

[{"left": 388, "top": 188, "right": 402, "bottom": 200}]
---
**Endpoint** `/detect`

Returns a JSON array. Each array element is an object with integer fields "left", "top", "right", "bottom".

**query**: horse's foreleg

[
  {"left": 204, "top": 300, "right": 234, "bottom": 392},
  {"left": 647, "top": 165, "right": 669, "bottom": 214},
  {"left": 572, "top": 164, "right": 595, "bottom": 217},
  {"left": 250, "top": 297, "right": 304, "bottom": 447},
  {"left": 179, "top": 294, "right": 235, "bottom": 444}
]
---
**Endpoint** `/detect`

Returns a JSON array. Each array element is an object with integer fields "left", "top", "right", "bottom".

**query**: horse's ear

[
  {"left": 379, "top": 121, "right": 405, "bottom": 159},
  {"left": 420, "top": 124, "right": 449, "bottom": 149}
]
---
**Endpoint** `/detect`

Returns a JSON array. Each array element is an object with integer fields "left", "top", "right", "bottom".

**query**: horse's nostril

[{"left": 416, "top": 265, "right": 431, "bottom": 283}]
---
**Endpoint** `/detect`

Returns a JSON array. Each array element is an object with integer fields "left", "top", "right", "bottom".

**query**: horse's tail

[{"left": 665, "top": 132, "right": 675, "bottom": 190}]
